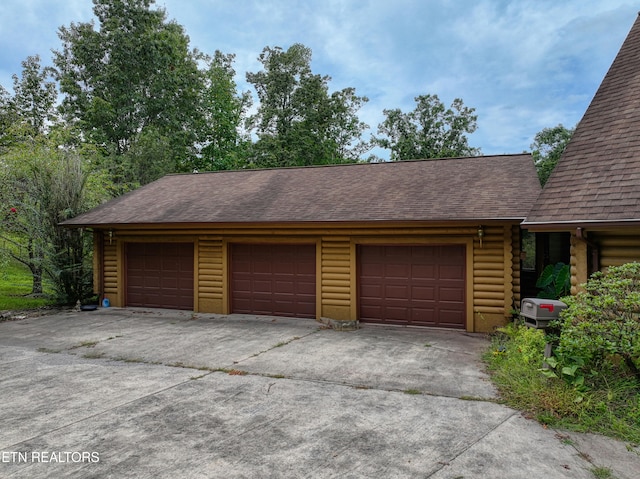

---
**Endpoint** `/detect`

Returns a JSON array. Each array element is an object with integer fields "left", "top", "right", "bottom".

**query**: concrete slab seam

[
  {"left": 1, "top": 356, "right": 206, "bottom": 451},
  {"left": 423, "top": 409, "right": 522, "bottom": 478}
]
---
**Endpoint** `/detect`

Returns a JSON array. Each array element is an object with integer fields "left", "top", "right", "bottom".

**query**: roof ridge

[{"left": 167, "top": 153, "right": 532, "bottom": 177}]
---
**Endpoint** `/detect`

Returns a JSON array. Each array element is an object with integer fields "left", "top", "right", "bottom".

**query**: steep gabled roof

[
  {"left": 524, "top": 14, "right": 640, "bottom": 229},
  {"left": 63, "top": 154, "right": 539, "bottom": 227}
]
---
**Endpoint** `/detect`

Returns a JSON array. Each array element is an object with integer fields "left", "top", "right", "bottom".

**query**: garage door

[
  {"left": 358, "top": 245, "right": 466, "bottom": 328},
  {"left": 231, "top": 244, "right": 316, "bottom": 318},
  {"left": 126, "top": 243, "right": 194, "bottom": 310}
]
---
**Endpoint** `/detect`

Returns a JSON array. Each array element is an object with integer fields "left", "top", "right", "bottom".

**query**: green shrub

[
  {"left": 484, "top": 320, "right": 640, "bottom": 442},
  {"left": 551, "top": 262, "right": 640, "bottom": 387}
]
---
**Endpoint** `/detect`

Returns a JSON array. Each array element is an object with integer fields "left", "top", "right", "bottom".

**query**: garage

[
  {"left": 358, "top": 245, "right": 466, "bottom": 328},
  {"left": 126, "top": 243, "right": 194, "bottom": 310},
  {"left": 231, "top": 243, "right": 316, "bottom": 318}
]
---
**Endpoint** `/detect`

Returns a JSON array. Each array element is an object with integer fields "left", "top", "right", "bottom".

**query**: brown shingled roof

[
  {"left": 63, "top": 154, "right": 539, "bottom": 227},
  {"left": 524, "top": 14, "right": 640, "bottom": 228}
]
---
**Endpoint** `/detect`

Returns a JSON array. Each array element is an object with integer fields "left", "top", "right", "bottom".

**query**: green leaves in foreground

[{"left": 485, "top": 320, "right": 640, "bottom": 443}]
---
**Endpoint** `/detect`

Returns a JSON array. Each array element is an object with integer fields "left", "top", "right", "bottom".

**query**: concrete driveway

[{"left": 0, "top": 308, "right": 637, "bottom": 478}]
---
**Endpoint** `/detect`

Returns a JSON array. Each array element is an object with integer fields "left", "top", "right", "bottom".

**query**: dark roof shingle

[
  {"left": 64, "top": 154, "right": 540, "bottom": 227},
  {"left": 524, "top": 14, "right": 640, "bottom": 227}
]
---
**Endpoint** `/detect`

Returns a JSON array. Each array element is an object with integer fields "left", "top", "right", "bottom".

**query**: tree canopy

[
  {"left": 54, "top": 0, "right": 207, "bottom": 186},
  {"left": 0, "top": 0, "right": 498, "bottom": 304},
  {"left": 530, "top": 124, "right": 574, "bottom": 186},
  {"left": 246, "top": 43, "right": 370, "bottom": 167},
  {"left": 374, "top": 94, "right": 480, "bottom": 161}
]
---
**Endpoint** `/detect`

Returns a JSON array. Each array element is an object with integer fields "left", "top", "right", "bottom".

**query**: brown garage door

[
  {"left": 231, "top": 244, "right": 316, "bottom": 318},
  {"left": 126, "top": 243, "right": 194, "bottom": 310},
  {"left": 358, "top": 245, "right": 466, "bottom": 328}
]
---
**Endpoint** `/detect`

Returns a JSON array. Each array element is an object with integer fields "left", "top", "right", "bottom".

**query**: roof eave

[
  {"left": 522, "top": 218, "right": 640, "bottom": 231},
  {"left": 62, "top": 217, "right": 529, "bottom": 230}
]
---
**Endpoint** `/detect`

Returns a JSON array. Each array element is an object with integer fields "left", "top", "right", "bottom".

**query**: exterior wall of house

[
  {"left": 320, "top": 237, "right": 352, "bottom": 322},
  {"left": 569, "top": 233, "right": 589, "bottom": 294},
  {"left": 591, "top": 229, "right": 640, "bottom": 269},
  {"left": 511, "top": 225, "right": 522, "bottom": 307},
  {"left": 569, "top": 228, "right": 640, "bottom": 293},
  {"left": 197, "top": 237, "right": 224, "bottom": 314},
  {"left": 471, "top": 225, "right": 517, "bottom": 331},
  {"left": 94, "top": 223, "right": 523, "bottom": 332}
]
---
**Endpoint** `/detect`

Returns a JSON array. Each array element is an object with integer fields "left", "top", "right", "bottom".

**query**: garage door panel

[
  {"left": 296, "top": 281, "right": 316, "bottom": 295},
  {"left": 412, "top": 264, "right": 436, "bottom": 279},
  {"left": 231, "top": 244, "right": 316, "bottom": 319},
  {"left": 383, "top": 306, "right": 409, "bottom": 321},
  {"left": 359, "top": 245, "right": 465, "bottom": 328},
  {"left": 385, "top": 263, "right": 410, "bottom": 279},
  {"left": 440, "top": 287, "right": 465, "bottom": 302},
  {"left": 411, "top": 286, "right": 435, "bottom": 299},
  {"left": 126, "top": 243, "right": 194, "bottom": 311},
  {"left": 274, "top": 280, "right": 294, "bottom": 293},
  {"left": 360, "top": 284, "right": 382, "bottom": 297},
  {"left": 440, "top": 265, "right": 465, "bottom": 279},
  {"left": 385, "top": 285, "right": 410, "bottom": 299},
  {"left": 253, "top": 280, "right": 273, "bottom": 292}
]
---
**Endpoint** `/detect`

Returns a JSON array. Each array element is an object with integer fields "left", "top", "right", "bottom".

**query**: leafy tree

[
  {"left": 246, "top": 43, "right": 369, "bottom": 167},
  {"left": 375, "top": 94, "right": 480, "bottom": 161},
  {"left": 11, "top": 55, "right": 58, "bottom": 135},
  {"left": 530, "top": 124, "right": 574, "bottom": 186},
  {"left": 196, "top": 51, "right": 252, "bottom": 171},
  {"left": 1, "top": 132, "right": 111, "bottom": 302},
  {"left": 1, "top": 136, "right": 49, "bottom": 295},
  {"left": 1, "top": 55, "right": 111, "bottom": 301},
  {"left": 0, "top": 56, "right": 61, "bottom": 294},
  {"left": 54, "top": 0, "right": 204, "bottom": 185},
  {"left": 0, "top": 86, "right": 19, "bottom": 153},
  {"left": 1, "top": 56, "right": 57, "bottom": 151}
]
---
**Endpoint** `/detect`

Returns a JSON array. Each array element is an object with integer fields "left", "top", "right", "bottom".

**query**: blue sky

[{"left": 0, "top": 0, "right": 637, "bottom": 157}]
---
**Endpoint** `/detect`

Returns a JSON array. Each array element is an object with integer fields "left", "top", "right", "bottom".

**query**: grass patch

[
  {"left": 117, "top": 357, "right": 148, "bottom": 364},
  {"left": 37, "top": 347, "right": 61, "bottom": 354},
  {"left": 272, "top": 336, "right": 301, "bottom": 349},
  {"left": 403, "top": 389, "right": 422, "bottom": 395},
  {"left": 590, "top": 466, "right": 614, "bottom": 479},
  {"left": 0, "top": 259, "right": 55, "bottom": 311},
  {"left": 484, "top": 323, "right": 640, "bottom": 444},
  {"left": 168, "top": 362, "right": 215, "bottom": 371}
]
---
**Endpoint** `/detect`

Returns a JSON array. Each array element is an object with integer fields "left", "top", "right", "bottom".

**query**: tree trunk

[
  {"left": 30, "top": 265, "right": 43, "bottom": 295},
  {"left": 27, "top": 238, "right": 44, "bottom": 295}
]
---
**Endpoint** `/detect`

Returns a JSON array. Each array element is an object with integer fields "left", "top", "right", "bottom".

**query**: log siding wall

[
  {"left": 511, "top": 225, "right": 522, "bottom": 307},
  {"left": 320, "top": 237, "right": 352, "bottom": 321},
  {"left": 103, "top": 238, "right": 119, "bottom": 306},
  {"left": 96, "top": 223, "right": 522, "bottom": 332},
  {"left": 592, "top": 230, "right": 640, "bottom": 269},
  {"left": 197, "top": 237, "right": 224, "bottom": 313},
  {"left": 569, "top": 228, "right": 640, "bottom": 293},
  {"left": 472, "top": 226, "right": 513, "bottom": 330}
]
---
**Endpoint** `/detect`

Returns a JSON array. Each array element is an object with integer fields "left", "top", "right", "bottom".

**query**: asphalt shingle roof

[
  {"left": 63, "top": 154, "right": 540, "bottom": 227},
  {"left": 524, "top": 14, "right": 640, "bottom": 227}
]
